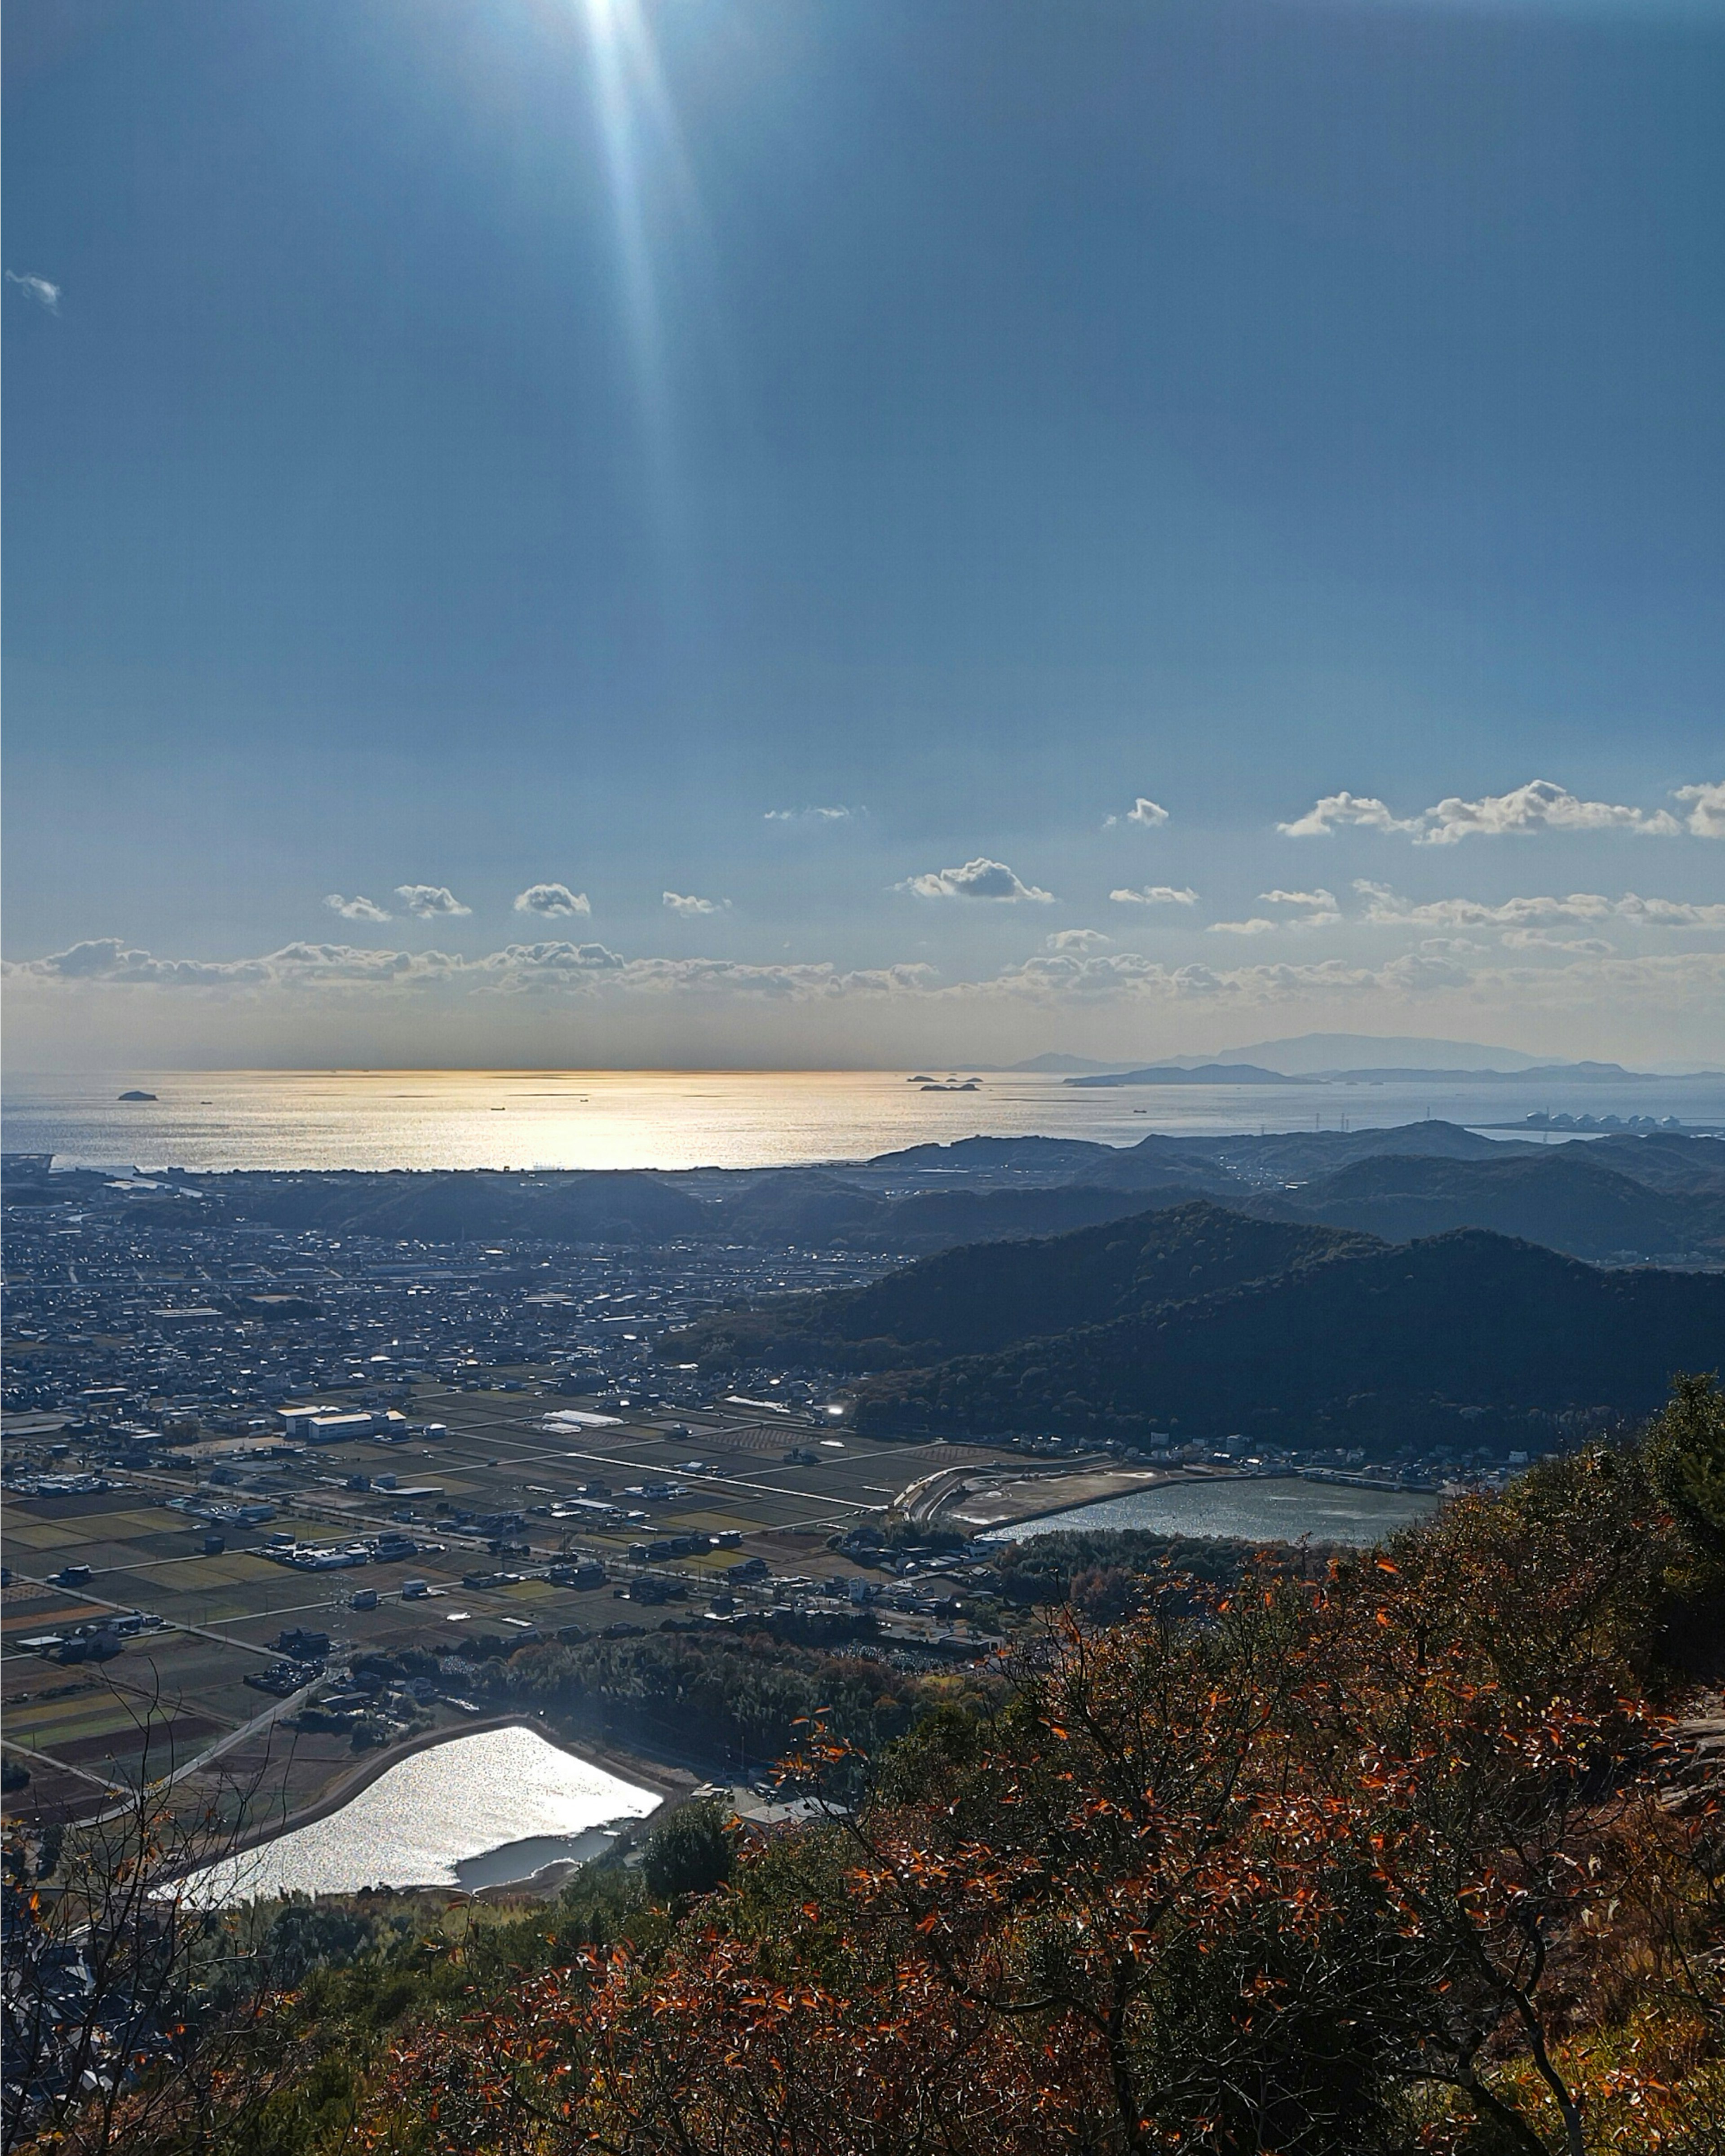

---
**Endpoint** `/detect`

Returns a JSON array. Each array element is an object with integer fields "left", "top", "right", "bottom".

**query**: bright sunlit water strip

[
  {"left": 985, "top": 1478, "right": 1442, "bottom": 1547},
  {"left": 177, "top": 1726, "right": 660, "bottom": 1907},
  {"left": 8, "top": 1069, "right": 1725, "bottom": 1174}
]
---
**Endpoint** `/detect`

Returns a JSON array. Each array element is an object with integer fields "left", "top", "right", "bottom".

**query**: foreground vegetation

[{"left": 7, "top": 1378, "right": 1724, "bottom": 2155}]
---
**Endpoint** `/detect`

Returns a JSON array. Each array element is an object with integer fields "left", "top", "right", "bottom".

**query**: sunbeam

[{"left": 576, "top": 0, "right": 702, "bottom": 546}]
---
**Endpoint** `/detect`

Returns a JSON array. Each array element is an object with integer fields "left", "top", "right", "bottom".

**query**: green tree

[{"left": 641, "top": 1799, "right": 733, "bottom": 1902}]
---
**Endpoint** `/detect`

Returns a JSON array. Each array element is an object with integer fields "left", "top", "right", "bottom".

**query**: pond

[
  {"left": 177, "top": 1724, "right": 662, "bottom": 1907},
  {"left": 985, "top": 1476, "right": 1442, "bottom": 1548}
]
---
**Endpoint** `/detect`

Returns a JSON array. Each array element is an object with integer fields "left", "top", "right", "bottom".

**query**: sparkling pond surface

[
  {"left": 986, "top": 1476, "right": 1442, "bottom": 1548},
  {"left": 179, "top": 1725, "right": 661, "bottom": 1907}
]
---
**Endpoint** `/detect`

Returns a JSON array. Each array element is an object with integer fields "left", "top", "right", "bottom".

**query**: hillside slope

[
  {"left": 853, "top": 1226, "right": 1725, "bottom": 1451},
  {"left": 666, "top": 1205, "right": 1367, "bottom": 1370},
  {"left": 1269, "top": 1146, "right": 1725, "bottom": 1262}
]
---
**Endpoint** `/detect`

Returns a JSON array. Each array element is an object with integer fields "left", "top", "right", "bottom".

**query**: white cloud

[
  {"left": 1208, "top": 918, "right": 1279, "bottom": 936},
  {"left": 12, "top": 935, "right": 1725, "bottom": 1038},
  {"left": 0, "top": 936, "right": 931, "bottom": 1007},
  {"left": 1282, "top": 779, "right": 1691, "bottom": 844},
  {"left": 4, "top": 939, "right": 464, "bottom": 989},
  {"left": 902, "top": 858, "right": 1055, "bottom": 903},
  {"left": 764, "top": 806, "right": 854, "bottom": 823},
  {"left": 1252, "top": 887, "right": 1343, "bottom": 929},
  {"left": 394, "top": 884, "right": 471, "bottom": 918},
  {"left": 1260, "top": 888, "right": 1336, "bottom": 910},
  {"left": 1499, "top": 932, "right": 1616, "bottom": 954},
  {"left": 1104, "top": 796, "right": 1170, "bottom": 830},
  {"left": 6, "top": 270, "right": 60, "bottom": 314},
  {"left": 1108, "top": 885, "right": 1198, "bottom": 907},
  {"left": 478, "top": 941, "right": 626, "bottom": 987},
  {"left": 1044, "top": 928, "right": 1113, "bottom": 953},
  {"left": 1417, "top": 780, "right": 1681, "bottom": 844},
  {"left": 513, "top": 883, "right": 591, "bottom": 918},
  {"left": 323, "top": 893, "right": 392, "bottom": 923},
  {"left": 663, "top": 892, "right": 730, "bottom": 916},
  {"left": 1278, "top": 792, "right": 1419, "bottom": 839},
  {"left": 1617, "top": 895, "right": 1725, "bottom": 928},
  {"left": 1355, "top": 882, "right": 1725, "bottom": 932},
  {"left": 988, "top": 949, "right": 1477, "bottom": 1004},
  {"left": 1676, "top": 782, "right": 1725, "bottom": 839}
]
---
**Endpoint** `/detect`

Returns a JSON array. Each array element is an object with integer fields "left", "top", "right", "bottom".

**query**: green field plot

[
  {"left": 4, "top": 1689, "right": 159, "bottom": 1753},
  {"left": 1, "top": 1517, "right": 90, "bottom": 1552},
  {"left": 80, "top": 1507, "right": 184, "bottom": 1541}
]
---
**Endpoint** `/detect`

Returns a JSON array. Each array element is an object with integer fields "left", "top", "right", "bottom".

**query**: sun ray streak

[{"left": 578, "top": 0, "right": 698, "bottom": 546}]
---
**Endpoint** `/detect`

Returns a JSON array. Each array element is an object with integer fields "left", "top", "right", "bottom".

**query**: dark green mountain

[
  {"left": 668, "top": 1205, "right": 1359, "bottom": 1370},
  {"left": 1268, "top": 1146, "right": 1725, "bottom": 1263},
  {"left": 668, "top": 1201, "right": 1725, "bottom": 1454}
]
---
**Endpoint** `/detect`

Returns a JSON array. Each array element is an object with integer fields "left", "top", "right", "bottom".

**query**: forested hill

[
  {"left": 8, "top": 1123, "right": 1722, "bottom": 1264},
  {"left": 1254, "top": 1144, "right": 1725, "bottom": 1262},
  {"left": 667, "top": 1206, "right": 1367, "bottom": 1370},
  {"left": 668, "top": 1202, "right": 1725, "bottom": 1454}
]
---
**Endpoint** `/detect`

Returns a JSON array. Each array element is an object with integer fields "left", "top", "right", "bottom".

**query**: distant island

[
  {"left": 116, "top": 1089, "right": 159, "bottom": 1102},
  {"left": 1068, "top": 1063, "right": 1310, "bottom": 1088}
]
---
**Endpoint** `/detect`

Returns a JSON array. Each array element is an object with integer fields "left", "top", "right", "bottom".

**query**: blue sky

[{"left": 4, "top": 0, "right": 1722, "bottom": 1068}]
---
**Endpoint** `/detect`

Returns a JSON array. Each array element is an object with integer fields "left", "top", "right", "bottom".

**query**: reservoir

[
  {"left": 177, "top": 1724, "right": 662, "bottom": 1908},
  {"left": 987, "top": 1476, "right": 1442, "bottom": 1548}
]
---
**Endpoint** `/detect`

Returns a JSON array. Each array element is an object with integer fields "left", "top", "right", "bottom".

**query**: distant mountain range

[
  {"left": 1003, "top": 1034, "right": 1722, "bottom": 1080},
  {"left": 1068, "top": 1063, "right": 1311, "bottom": 1087},
  {"left": 665, "top": 1201, "right": 1725, "bottom": 1456},
  {"left": 1068, "top": 1058, "right": 1680, "bottom": 1089},
  {"left": 1005, "top": 1034, "right": 1548, "bottom": 1076},
  {"left": 12, "top": 1121, "right": 1722, "bottom": 1268}
]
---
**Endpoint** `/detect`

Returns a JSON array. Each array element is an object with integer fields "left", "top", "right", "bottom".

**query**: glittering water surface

[
  {"left": 8, "top": 1068, "right": 1721, "bottom": 1173},
  {"left": 987, "top": 1477, "right": 1442, "bottom": 1548},
  {"left": 179, "top": 1726, "right": 661, "bottom": 1906}
]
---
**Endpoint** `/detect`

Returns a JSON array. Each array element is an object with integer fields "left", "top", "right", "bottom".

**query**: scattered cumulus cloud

[
  {"left": 663, "top": 891, "right": 730, "bottom": 916},
  {"left": 1254, "top": 887, "right": 1344, "bottom": 928},
  {"left": 513, "top": 883, "right": 591, "bottom": 918},
  {"left": 990, "top": 948, "right": 1481, "bottom": 1004},
  {"left": 1045, "top": 928, "right": 1113, "bottom": 953},
  {"left": 1499, "top": 932, "right": 1616, "bottom": 955},
  {"left": 1281, "top": 779, "right": 1696, "bottom": 844},
  {"left": 1676, "top": 782, "right": 1725, "bottom": 839},
  {"left": 902, "top": 857, "right": 1055, "bottom": 902},
  {"left": 1418, "top": 781, "right": 1681, "bottom": 844},
  {"left": 11, "top": 934, "right": 1725, "bottom": 1028},
  {"left": 1354, "top": 882, "right": 1725, "bottom": 932},
  {"left": 1277, "top": 791, "right": 1417, "bottom": 839},
  {"left": 394, "top": 884, "right": 471, "bottom": 918},
  {"left": 1109, "top": 885, "right": 1198, "bottom": 907},
  {"left": 6, "top": 270, "right": 60, "bottom": 313},
  {"left": 1260, "top": 888, "right": 1337, "bottom": 910},
  {"left": 1104, "top": 796, "right": 1170, "bottom": 829},
  {"left": 764, "top": 805, "right": 854, "bottom": 824},
  {"left": 1208, "top": 918, "right": 1279, "bottom": 936},
  {"left": 323, "top": 893, "right": 392, "bottom": 923}
]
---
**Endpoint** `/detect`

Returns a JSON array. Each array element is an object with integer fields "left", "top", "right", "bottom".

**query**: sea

[{"left": 7, "top": 1067, "right": 1725, "bottom": 1175}]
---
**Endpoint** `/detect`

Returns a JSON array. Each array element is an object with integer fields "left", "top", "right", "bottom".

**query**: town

[{"left": 1, "top": 1156, "right": 1524, "bottom": 1840}]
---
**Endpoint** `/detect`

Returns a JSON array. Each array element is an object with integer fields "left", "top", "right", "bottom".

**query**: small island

[{"left": 117, "top": 1089, "right": 159, "bottom": 1102}]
